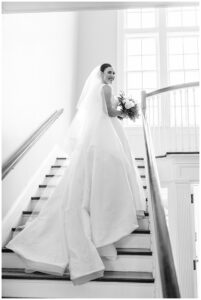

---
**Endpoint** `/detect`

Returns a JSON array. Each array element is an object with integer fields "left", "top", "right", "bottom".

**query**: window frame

[{"left": 117, "top": 6, "right": 199, "bottom": 128}]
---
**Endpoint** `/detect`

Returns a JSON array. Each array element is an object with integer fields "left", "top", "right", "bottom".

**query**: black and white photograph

[{"left": 1, "top": 0, "right": 200, "bottom": 298}]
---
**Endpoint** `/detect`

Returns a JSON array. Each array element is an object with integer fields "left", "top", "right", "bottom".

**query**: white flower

[{"left": 125, "top": 100, "right": 135, "bottom": 109}]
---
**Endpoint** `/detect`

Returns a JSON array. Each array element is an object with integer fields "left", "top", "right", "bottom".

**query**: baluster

[
  {"left": 152, "top": 96, "right": 155, "bottom": 152},
  {"left": 157, "top": 94, "right": 161, "bottom": 155},
  {"left": 192, "top": 87, "right": 197, "bottom": 150},
  {"left": 148, "top": 98, "right": 151, "bottom": 125},
  {"left": 173, "top": 90, "right": 177, "bottom": 151},
  {"left": 180, "top": 89, "right": 183, "bottom": 151},
  {"left": 185, "top": 88, "right": 190, "bottom": 151}
]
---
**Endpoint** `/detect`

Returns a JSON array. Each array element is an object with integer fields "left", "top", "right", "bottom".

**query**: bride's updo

[{"left": 100, "top": 63, "right": 112, "bottom": 72}]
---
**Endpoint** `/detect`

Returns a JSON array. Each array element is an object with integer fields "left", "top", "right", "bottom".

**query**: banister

[
  {"left": 146, "top": 81, "right": 199, "bottom": 98},
  {"left": 2, "top": 109, "right": 64, "bottom": 180},
  {"left": 141, "top": 91, "right": 181, "bottom": 297}
]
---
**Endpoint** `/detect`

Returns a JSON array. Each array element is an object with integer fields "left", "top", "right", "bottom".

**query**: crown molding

[{"left": 2, "top": 1, "right": 200, "bottom": 14}]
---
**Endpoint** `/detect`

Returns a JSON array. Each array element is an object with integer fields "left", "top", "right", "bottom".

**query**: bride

[{"left": 5, "top": 63, "right": 146, "bottom": 285}]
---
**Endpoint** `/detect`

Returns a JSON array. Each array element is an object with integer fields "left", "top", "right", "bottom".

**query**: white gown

[{"left": 6, "top": 84, "right": 145, "bottom": 285}]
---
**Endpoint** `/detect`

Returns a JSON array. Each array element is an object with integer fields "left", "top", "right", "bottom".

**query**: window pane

[
  {"left": 182, "top": 10, "right": 197, "bottom": 26},
  {"left": 127, "top": 89, "right": 141, "bottom": 102},
  {"left": 127, "top": 72, "right": 142, "bottom": 89},
  {"left": 185, "top": 70, "right": 199, "bottom": 82},
  {"left": 127, "top": 12, "right": 141, "bottom": 28},
  {"left": 127, "top": 39, "right": 141, "bottom": 55},
  {"left": 169, "top": 55, "right": 183, "bottom": 70},
  {"left": 127, "top": 56, "right": 141, "bottom": 70},
  {"left": 142, "top": 55, "right": 156, "bottom": 70},
  {"left": 167, "top": 10, "right": 182, "bottom": 27},
  {"left": 168, "top": 37, "right": 183, "bottom": 54},
  {"left": 142, "top": 38, "right": 156, "bottom": 54},
  {"left": 169, "top": 71, "right": 185, "bottom": 84},
  {"left": 183, "top": 37, "right": 198, "bottom": 54},
  {"left": 143, "top": 72, "right": 157, "bottom": 88},
  {"left": 184, "top": 54, "right": 199, "bottom": 69},
  {"left": 141, "top": 12, "right": 156, "bottom": 28}
]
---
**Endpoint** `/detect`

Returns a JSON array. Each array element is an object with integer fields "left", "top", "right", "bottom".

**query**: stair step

[
  {"left": 2, "top": 247, "right": 152, "bottom": 255},
  {"left": 11, "top": 227, "right": 150, "bottom": 234},
  {"left": 51, "top": 165, "right": 62, "bottom": 168},
  {"left": 2, "top": 268, "right": 154, "bottom": 283},
  {"left": 137, "top": 166, "right": 145, "bottom": 169},
  {"left": 45, "top": 174, "right": 62, "bottom": 178},
  {"left": 38, "top": 184, "right": 56, "bottom": 188},
  {"left": 22, "top": 210, "right": 149, "bottom": 216},
  {"left": 2, "top": 247, "right": 153, "bottom": 272},
  {"left": 2, "top": 268, "right": 154, "bottom": 298},
  {"left": 20, "top": 211, "right": 149, "bottom": 230},
  {"left": 116, "top": 248, "right": 152, "bottom": 255},
  {"left": 10, "top": 226, "right": 151, "bottom": 248},
  {"left": 56, "top": 157, "right": 68, "bottom": 160},
  {"left": 31, "top": 196, "right": 48, "bottom": 200},
  {"left": 115, "top": 232, "right": 151, "bottom": 249},
  {"left": 135, "top": 158, "right": 144, "bottom": 161}
]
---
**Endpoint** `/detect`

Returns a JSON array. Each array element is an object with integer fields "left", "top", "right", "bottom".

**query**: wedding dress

[{"left": 5, "top": 65, "right": 146, "bottom": 285}]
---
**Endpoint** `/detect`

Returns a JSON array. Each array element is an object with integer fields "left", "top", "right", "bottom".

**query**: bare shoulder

[{"left": 102, "top": 84, "right": 112, "bottom": 95}]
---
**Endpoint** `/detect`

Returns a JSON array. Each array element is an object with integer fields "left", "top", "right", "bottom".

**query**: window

[{"left": 118, "top": 5, "right": 199, "bottom": 127}]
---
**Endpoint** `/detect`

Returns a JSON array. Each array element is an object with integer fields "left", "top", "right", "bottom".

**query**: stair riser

[
  {"left": 33, "top": 185, "right": 148, "bottom": 197},
  {"left": 42, "top": 176, "right": 63, "bottom": 186},
  {"left": 30, "top": 200, "right": 48, "bottom": 211},
  {"left": 115, "top": 234, "right": 151, "bottom": 249},
  {"left": 10, "top": 231, "right": 150, "bottom": 249},
  {"left": 33, "top": 187, "right": 57, "bottom": 198},
  {"left": 3, "top": 253, "right": 152, "bottom": 272},
  {"left": 20, "top": 215, "right": 150, "bottom": 230},
  {"left": 2, "top": 279, "right": 154, "bottom": 298},
  {"left": 103, "top": 255, "right": 152, "bottom": 272},
  {"left": 138, "top": 168, "right": 146, "bottom": 176}
]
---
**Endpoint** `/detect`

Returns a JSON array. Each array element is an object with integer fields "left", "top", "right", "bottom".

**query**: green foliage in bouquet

[{"left": 117, "top": 91, "right": 140, "bottom": 121}]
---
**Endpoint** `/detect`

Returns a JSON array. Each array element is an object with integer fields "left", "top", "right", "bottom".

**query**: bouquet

[{"left": 116, "top": 91, "right": 140, "bottom": 121}]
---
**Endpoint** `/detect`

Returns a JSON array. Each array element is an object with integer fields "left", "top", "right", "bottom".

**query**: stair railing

[
  {"left": 141, "top": 87, "right": 183, "bottom": 298},
  {"left": 143, "top": 82, "right": 199, "bottom": 156},
  {"left": 2, "top": 109, "right": 64, "bottom": 180}
]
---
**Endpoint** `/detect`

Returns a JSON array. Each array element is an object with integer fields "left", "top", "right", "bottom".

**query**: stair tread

[
  {"left": 22, "top": 210, "right": 149, "bottom": 217},
  {"left": 2, "top": 268, "right": 154, "bottom": 283},
  {"left": 11, "top": 226, "right": 150, "bottom": 235},
  {"left": 2, "top": 247, "right": 152, "bottom": 255},
  {"left": 116, "top": 248, "right": 152, "bottom": 255}
]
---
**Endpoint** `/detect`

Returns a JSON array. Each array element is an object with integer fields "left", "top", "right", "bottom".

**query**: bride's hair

[{"left": 100, "top": 63, "right": 112, "bottom": 73}]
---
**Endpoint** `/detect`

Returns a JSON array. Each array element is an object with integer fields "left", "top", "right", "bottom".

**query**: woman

[{"left": 6, "top": 63, "right": 146, "bottom": 285}]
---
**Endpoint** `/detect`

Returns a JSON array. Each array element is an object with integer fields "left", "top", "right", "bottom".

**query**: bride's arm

[{"left": 102, "top": 85, "right": 124, "bottom": 118}]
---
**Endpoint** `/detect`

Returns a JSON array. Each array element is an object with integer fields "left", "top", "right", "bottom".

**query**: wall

[
  {"left": 75, "top": 10, "right": 118, "bottom": 114},
  {"left": 2, "top": 11, "right": 79, "bottom": 218}
]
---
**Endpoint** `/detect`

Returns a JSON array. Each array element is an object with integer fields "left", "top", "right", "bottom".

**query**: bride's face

[{"left": 102, "top": 67, "right": 116, "bottom": 84}]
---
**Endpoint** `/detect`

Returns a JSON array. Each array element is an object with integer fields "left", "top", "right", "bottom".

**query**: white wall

[
  {"left": 75, "top": 10, "right": 118, "bottom": 114},
  {"left": 2, "top": 11, "right": 79, "bottom": 218}
]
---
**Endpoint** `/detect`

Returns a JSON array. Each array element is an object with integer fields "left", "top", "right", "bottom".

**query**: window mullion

[{"left": 159, "top": 7, "right": 170, "bottom": 127}]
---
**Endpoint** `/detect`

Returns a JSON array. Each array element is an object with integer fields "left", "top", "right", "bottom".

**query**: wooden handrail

[
  {"left": 141, "top": 91, "right": 181, "bottom": 297},
  {"left": 146, "top": 81, "right": 199, "bottom": 98},
  {"left": 2, "top": 109, "right": 64, "bottom": 180}
]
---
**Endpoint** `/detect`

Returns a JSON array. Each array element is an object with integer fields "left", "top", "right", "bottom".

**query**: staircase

[{"left": 2, "top": 157, "right": 156, "bottom": 298}]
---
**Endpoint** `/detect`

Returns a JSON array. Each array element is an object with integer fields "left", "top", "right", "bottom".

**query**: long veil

[{"left": 62, "top": 65, "right": 107, "bottom": 157}]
